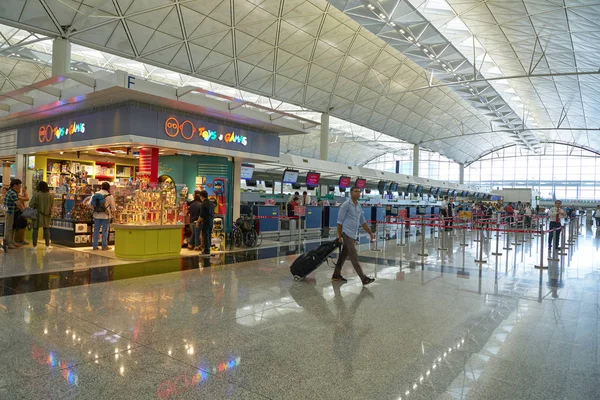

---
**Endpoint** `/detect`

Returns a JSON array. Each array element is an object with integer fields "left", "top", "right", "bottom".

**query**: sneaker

[
  {"left": 194, "top": 246, "right": 202, "bottom": 251},
  {"left": 19, "top": 241, "right": 29, "bottom": 245},
  {"left": 331, "top": 275, "right": 348, "bottom": 282},
  {"left": 13, "top": 243, "right": 22, "bottom": 248},
  {"left": 102, "top": 247, "right": 112, "bottom": 251},
  {"left": 201, "top": 253, "right": 211, "bottom": 257},
  {"left": 32, "top": 246, "right": 37, "bottom": 250},
  {"left": 7, "top": 245, "right": 17, "bottom": 249},
  {"left": 187, "top": 245, "right": 194, "bottom": 250},
  {"left": 362, "top": 277, "right": 375, "bottom": 285}
]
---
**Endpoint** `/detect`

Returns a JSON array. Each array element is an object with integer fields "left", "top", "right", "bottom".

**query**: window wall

[
  {"left": 364, "top": 150, "right": 461, "bottom": 182},
  {"left": 465, "top": 144, "right": 600, "bottom": 200}
]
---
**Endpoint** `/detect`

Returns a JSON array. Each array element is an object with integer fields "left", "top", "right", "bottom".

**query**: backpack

[
  {"left": 91, "top": 193, "right": 109, "bottom": 214},
  {"left": 506, "top": 204, "right": 514, "bottom": 213}
]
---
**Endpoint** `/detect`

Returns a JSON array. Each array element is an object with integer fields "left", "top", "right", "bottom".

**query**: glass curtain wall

[
  {"left": 364, "top": 150, "right": 461, "bottom": 182},
  {"left": 465, "top": 144, "right": 600, "bottom": 200}
]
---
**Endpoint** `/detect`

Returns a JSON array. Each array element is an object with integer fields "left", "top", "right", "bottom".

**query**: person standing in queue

[
  {"left": 548, "top": 200, "right": 567, "bottom": 250},
  {"left": 332, "top": 186, "right": 375, "bottom": 285},
  {"left": 198, "top": 190, "right": 214, "bottom": 257}
]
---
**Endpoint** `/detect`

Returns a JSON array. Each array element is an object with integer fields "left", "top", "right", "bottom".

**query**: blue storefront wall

[{"left": 17, "top": 104, "right": 280, "bottom": 159}]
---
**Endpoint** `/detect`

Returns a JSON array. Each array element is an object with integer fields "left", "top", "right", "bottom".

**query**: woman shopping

[{"left": 29, "top": 181, "right": 53, "bottom": 249}]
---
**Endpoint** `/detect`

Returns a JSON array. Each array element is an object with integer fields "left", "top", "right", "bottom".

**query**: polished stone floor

[{"left": 0, "top": 224, "right": 598, "bottom": 399}]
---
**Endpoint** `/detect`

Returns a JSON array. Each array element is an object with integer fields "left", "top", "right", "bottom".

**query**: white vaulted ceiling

[{"left": 1, "top": 0, "right": 599, "bottom": 165}]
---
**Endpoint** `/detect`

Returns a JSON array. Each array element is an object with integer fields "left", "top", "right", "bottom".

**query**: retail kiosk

[{"left": 14, "top": 102, "right": 282, "bottom": 259}]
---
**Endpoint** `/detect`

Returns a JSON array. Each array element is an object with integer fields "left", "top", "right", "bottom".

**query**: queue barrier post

[
  {"left": 438, "top": 216, "right": 447, "bottom": 251},
  {"left": 474, "top": 226, "right": 487, "bottom": 264},
  {"left": 460, "top": 218, "right": 469, "bottom": 247},
  {"left": 535, "top": 225, "right": 547, "bottom": 269},
  {"left": 558, "top": 220, "right": 568, "bottom": 256},
  {"left": 492, "top": 219, "right": 502, "bottom": 256},
  {"left": 548, "top": 229, "right": 559, "bottom": 261},
  {"left": 503, "top": 220, "right": 513, "bottom": 251},
  {"left": 417, "top": 216, "right": 428, "bottom": 257}
]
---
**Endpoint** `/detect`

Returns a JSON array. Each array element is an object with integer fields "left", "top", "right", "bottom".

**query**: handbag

[{"left": 21, "top": 207, "right": 38, "bottom": 220}]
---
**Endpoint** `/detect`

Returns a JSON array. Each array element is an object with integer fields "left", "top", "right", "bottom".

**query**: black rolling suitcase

[{"left": 290, "top": 240, "right": 341, "bottom": 280}]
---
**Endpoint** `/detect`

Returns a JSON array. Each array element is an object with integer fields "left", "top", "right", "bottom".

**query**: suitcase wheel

[{"left": 293, "top": 275, "right": 303, "bottom": 281}]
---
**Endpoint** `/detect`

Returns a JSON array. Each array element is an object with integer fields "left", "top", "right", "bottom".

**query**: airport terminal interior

[{"left": 1, "top": 1, "right": 599, "bottom": 399}]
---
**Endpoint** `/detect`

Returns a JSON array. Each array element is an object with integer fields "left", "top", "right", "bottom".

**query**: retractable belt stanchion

[
  {"left": 473, "top": 217, "right": 481, "bottom": 242},
  {"left": 460, "top": 217, "right": 469, "bottom": 247},
  {"left": 372, "top": 221, "right": 382, "bottom": 252},
  {"left": 503, "top": 218, "right": 512, "bottom": 251},
  {"left": 475, "top": 225, "right": 487, "bottom": 264},
  {"left": 511, "top": 218, "right": 521, "bottom": 246},
  {"left": 438, "top": 216, "right": 448, "bottom": 251},
  {"left": 548, "top": 228, "right": 559, "bottom": 261},
  {"left": 492, "top": 218, "right": 502, "bottom": 256},
  {"left": 398, "top": 219, "right": 406, "bottom": 247},
  {"left": 535, "top": 222, "right": 547, "bottom": 269},
  {"left": 519, "top": 218, "right": 527, "bottom": 243},
  {"left": 558, "top": 220, "right": 568, "bottom": 256},
  {"left": 418, "top": 216, "right": 428, "bottom": 257}
]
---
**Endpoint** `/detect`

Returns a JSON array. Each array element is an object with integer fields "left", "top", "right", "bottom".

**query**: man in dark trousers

[
  {"left": 198, "top": 190, "right": 214, "bottom": 257},
  {"left": 548, "top": 200, "right": 567, "bottom": 250},
  {"left": 332, "top": 186, "right": 375, "bottom": 285}
]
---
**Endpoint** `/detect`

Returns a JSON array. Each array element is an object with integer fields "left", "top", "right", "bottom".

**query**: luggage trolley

[{"left": 0, "top": 205, "right": 7, "bottom": 253}]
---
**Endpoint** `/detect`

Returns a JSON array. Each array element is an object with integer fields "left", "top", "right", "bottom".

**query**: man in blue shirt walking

[{"left": 332, "top": 186, "right": 375, "bottom": 285}]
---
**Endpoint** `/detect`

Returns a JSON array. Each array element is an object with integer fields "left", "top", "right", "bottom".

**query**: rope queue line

[{"left": 248, "top": 211, "right": 584, "bottom": 270}]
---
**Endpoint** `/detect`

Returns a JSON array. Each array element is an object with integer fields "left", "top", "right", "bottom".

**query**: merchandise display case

[
  {"left": 112, "top": 182, "right": 187, "bottom": 260},
  {"left": 50, "top": 192, "right": 115, "bottom": 247}
]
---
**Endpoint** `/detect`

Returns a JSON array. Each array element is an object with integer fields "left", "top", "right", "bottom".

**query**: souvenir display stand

[{"left": 113, "top": 183, "right": 186, "bottom": 260}]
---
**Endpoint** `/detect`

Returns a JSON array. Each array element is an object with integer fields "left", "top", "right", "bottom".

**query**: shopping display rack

[{"left": 0, "top": 206, "right": 7, "bottom": 253}]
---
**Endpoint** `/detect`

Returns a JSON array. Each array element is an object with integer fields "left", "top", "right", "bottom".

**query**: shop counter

[{"left": 113, "top": 224, "right": 184, "bottom": 260}]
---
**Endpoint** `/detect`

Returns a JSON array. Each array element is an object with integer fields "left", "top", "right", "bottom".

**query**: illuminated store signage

[
  {"left": 38, "top": 121, "right": 86, "bottom": 143},
  {"left": 165, "top": 117, "right": 248, "bottom": 146}
]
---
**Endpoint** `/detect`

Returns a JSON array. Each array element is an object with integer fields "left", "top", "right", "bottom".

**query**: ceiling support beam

[{"left": 392, "top": 70, "right": 600, "bottom": 95}]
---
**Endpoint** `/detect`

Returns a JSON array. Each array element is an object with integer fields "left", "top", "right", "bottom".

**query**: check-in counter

[
  {"left": 322, "top": 206, "right": 339, "bottom": 237},
  {"left": 304, "top": 206, "right": 322, "bottom": 229},
  {"left": 253, "top": 206, "right": 279, "bottom": 232}
]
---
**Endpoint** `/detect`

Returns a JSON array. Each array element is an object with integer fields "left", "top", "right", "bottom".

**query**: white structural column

[
  {"left": 459, "top": 163, "right": 465, "bottom": 184},
  {"left": 232, "top": 158, "right": 242, "bottom": 221},
  {"left": 14, "top": 153, "right": 25, "bottom": 183},
  {"left": 52, "top": 38, "right": 71, "bottom": 76},
  {"left": 320, "top": 113, "right": 329, "bottom": 161},
  {"left": 412, "top": 144, "right": 420, "bottom": 177},
  {"left": 2, "top": 161, "right": 11, "bottom": 187}
]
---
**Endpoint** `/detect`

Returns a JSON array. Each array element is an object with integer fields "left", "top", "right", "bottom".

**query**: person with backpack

[
  {"left": 198, "top": 190, "right": 214, "bottom": 256},
  {"left": 88, "top": 182, "right": 115, "bottom": 251},
  {"left": 3, "top": 179, "right": 24, "bottom": 249},
  {"left": 594, "top": 205, "right": 600, "bottom": 228}
]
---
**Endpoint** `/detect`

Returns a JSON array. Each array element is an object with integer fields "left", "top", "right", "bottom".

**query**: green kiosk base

[{"left": 113, "top": 224, "right": 184, "bottom": 260}]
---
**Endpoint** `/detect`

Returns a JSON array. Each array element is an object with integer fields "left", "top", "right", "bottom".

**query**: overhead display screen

[
  {"left": 338, "top": 176, "right": 352, "bottom": 188},
  {"left": 355, "top": 178, "right": 367, "bottom": 189},
  {"left": 240, "top": 164, "right": 254, "bottom": 180},
  {"left": 305, "top": 172, "right": 321, "bottom": 187},
  {"left": 282, "top": 169, "right": 299, "bottom": 184}
]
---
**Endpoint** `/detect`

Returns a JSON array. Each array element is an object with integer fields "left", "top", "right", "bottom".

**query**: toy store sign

[
  {"left": 38, "top": 121, "right": 86, "bottom": 143},
  {"left": 164, "top": 117, "right": 248, "bottom": 146}
]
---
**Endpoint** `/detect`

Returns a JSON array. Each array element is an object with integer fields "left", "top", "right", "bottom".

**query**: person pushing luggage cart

[{"left": 332, "top": 186, "right": 375, "bottom": 285}]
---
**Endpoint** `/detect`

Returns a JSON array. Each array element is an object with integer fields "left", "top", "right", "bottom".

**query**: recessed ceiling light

[
  {"left": 399, "top": 29, "right": 405, "bottom": 34},
  {"left": 367, "top": 4, "right": 375, "bottom": 10}
]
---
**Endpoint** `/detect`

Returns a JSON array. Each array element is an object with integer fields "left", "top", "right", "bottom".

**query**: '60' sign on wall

[
  {"left": 164, "top": 117, "right": 248, "bottom": 146},
  {"left": 38, "top": 122, "right": 86, "bottom": 143}
]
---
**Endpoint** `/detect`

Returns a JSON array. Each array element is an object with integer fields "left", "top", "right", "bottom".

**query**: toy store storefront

[{"left": 16, "top": 102, "right": 280, "bottom": 259}]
